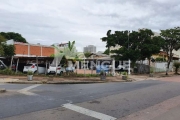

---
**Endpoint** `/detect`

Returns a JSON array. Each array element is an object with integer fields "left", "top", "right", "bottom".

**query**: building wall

[
  {"left": 83, "top": 45, "right": 96, "bottom": 53},
  {"left": 15, "top": 44, "right": 28, "bottom": 55},
  {"left": 42, "top": 47, "right": 54, "bottom": 56},
  {"left": 14, "top": 43, "right": 54, "bottom": 57},
  {"left": 30, "top": 46, "right": 41, "bottom": 56},
  {"left": 83, "top": 47, "right": 87, "bottom": 53}
]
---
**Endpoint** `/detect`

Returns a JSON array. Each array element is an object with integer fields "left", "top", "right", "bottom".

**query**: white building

[{"left": 83, "top": 45, "right": 96, "bottom": 53}]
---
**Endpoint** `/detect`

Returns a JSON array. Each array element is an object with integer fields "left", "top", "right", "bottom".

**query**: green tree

[
  {"left": 0, "top": 35, "right": 15, "bottom": 57},
  {"left": 68, "top": 41, "right": 75, "bottom": 51},
  {"left": 84, "top": 52, "right": 91, "bottom": 58},
  {"left": 173, "top": 62, "right": 180, "bottom": 74},
  {"left": 0, "top": 35, "right": 6, "bottom": 56},
  {"left": 103, "top": 49, "right": 109, "bottom": 55},
  {"left": 64, "top": 41, "right": 77, "bottom": 59},
  {"left": 0, "top": 35, "right": 6, "bottom": 43},
  {"left": 0, "top": 32, "right": 27, "bottom": 43},
  {"left": 0, "top": 45, "right": 4, "bottom": 56},
  {"left": 101, "top": 29, "right": 164, "bottom": 70},
  {"left": 137, "top": 29, "right": 164, "bottom": 60},
  {"left": 1, "top": 44, "right": 15, "bottom": 57},
  {"left": 53, "top": 41, "right": 84, "bottom": 65},
  {"left": 160, "top": 27, "right": 180, "bottom": 75},
  {"left": 101, "top": 30, "right": 116, "bottom": 55}
]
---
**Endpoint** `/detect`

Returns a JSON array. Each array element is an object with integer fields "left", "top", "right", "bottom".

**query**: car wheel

[{"left": 60, "top": 71, "right": 63, "bottom": 76}]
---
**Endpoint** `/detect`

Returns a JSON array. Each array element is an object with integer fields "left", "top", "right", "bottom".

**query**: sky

[{"left": 0, "top": 0, "right": 180, "bottom": 52}]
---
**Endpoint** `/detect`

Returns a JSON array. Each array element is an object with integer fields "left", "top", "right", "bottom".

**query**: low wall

[{"left": 153, "top": 62, "right": 173, "bottom": 72}]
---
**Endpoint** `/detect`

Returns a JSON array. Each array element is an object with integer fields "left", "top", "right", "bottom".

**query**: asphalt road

[{"left": 0, "top": 77, "right": 180, "bottom": 120}]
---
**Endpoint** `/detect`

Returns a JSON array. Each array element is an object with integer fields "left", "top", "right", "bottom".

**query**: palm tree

[{"left": 68, "top": 41, "right": 75, "bottom": 51}]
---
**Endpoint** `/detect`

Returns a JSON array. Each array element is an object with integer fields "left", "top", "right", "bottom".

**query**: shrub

[
  {"left": 150, "top": 67, "right": 154, "bottom": 73},
  {"left": 91, "top": 74, "right": 100, "bottom": 77},
  {"left": 173, "top": 62, "right": 180, "bottom": 74},
  {"left": 61, "top": 71, "right": 77, "bottom": 77},
  {"left": 100, "top": 71, "right": 106, "bottom": 76},
  {"left": 16, "top": 71, "right": 25, "bottom": 76},
  {"left": 155, "top": 57, "right": 166, "bottom": 62},
  {"left": 76, "top": 74, "right": 99, "bottom": 77},
  {"left": 122, "top": 72, "right": 127, "bottom": 76},
  {"left": 27, "top": 71, "right": 33, "bottom": 75},
  {"left": 0, "top": 68, "right": 15, "bottom": 75}
]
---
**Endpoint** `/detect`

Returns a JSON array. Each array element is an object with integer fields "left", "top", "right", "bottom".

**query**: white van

[{"left": 23, "top": 63, "right": 46, "bottom": 74}]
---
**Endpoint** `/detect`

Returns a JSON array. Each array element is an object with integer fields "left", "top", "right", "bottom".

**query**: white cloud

[{"left": 0, "top": 0, "right": 180, "bottom": 52}]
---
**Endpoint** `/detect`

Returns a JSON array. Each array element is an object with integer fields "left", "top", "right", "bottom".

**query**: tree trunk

[
  {"left": 175, "top": 67, "right": 178, "bottom": 74},
  {"left": 166, "top": 50, "right": 173, "bottom": 75},
  {"left": 108, "top": 46, "right": 110, "bottom": 55},
  {"left": 148, "top": 58, "right": 150, "bottom": 74},
  {"left": 166, "top": 54, "right": 172, "bottom": 75}
]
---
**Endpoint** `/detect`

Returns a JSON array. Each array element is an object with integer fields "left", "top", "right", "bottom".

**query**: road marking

[
  {"left": 18, "top": 91, "right": 37, "bottom": 95},
  {"left": 19, "top": 84, "right": 41, "bottom": 91},
  {"left": 18, "top": 84, "right": 41, "bottom": 96},
  {"left": 62, "top": 103, "right": 117, "bottom": 120}
]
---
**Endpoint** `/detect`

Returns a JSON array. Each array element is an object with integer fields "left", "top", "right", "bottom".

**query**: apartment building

[{"left": 83, "top": 45, "right": 96, "bottom": 53}]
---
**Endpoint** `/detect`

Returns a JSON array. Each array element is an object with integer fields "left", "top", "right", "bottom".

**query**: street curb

[
  {"left": 0, "top": 88, "right": 6, "bottom": 93},
  {"left": 47, "top": 81, "right": 106, "bottom": 84},
  {"left": 6, "top": 81, "right": 107, "bottom": 84},
  {"left": 7, "top": 81, "right": 42, "bottom": 84}
]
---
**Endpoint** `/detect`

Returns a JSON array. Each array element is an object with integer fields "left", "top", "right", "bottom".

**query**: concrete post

[
  {"left": 84, "top": 59, "right": 85, "bottom": 76},
  {"left": 112, "top": 59, "right": 115, "bottom": 76},
  {"left": 16, "top": 58, "right": 19, "bottom": 73},
  {"left": 128, "top": 59, "right": 131, "bottom": 75},
  {"left": 45, "top": 60, "right": 47, "bottom": 75},
  {"left": 10, "top": 56, "right": 13, "bottom": 70},
  {"left": 76, "top": 61, "right": 79, "bottom": 74},
  {"left": 55, "top": 58, "right": 58, "bottom": 75},
  {"left": 36, "top": 56, "right": 39, "bottom": 75}
]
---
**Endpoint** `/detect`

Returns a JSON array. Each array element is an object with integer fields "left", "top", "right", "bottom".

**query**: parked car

[
  {"left": 96, "top": 65, "right": 110, "bottom": 74},
  {"left": 23, "top": 63, "right": 46, "bottom": 74},
  {"left": 66, "top": 64, "right": 75, "bottom": 72},
  {"left": 47, "top": 64, "right": 66, "bottom": 75}
]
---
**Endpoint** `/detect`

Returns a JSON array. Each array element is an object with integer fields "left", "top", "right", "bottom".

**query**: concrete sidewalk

[
  {"left": 132, "top": 72, "right": 179, "bottom": 80},
  {"left": 0, "top": 72, "right": 177, "bottom": 84},
  {"left": 0, "top": 75, "right": 125, "bottom": 84},
  {"left": 0, "top": 78, "right": 19, "bottom": 83}
]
